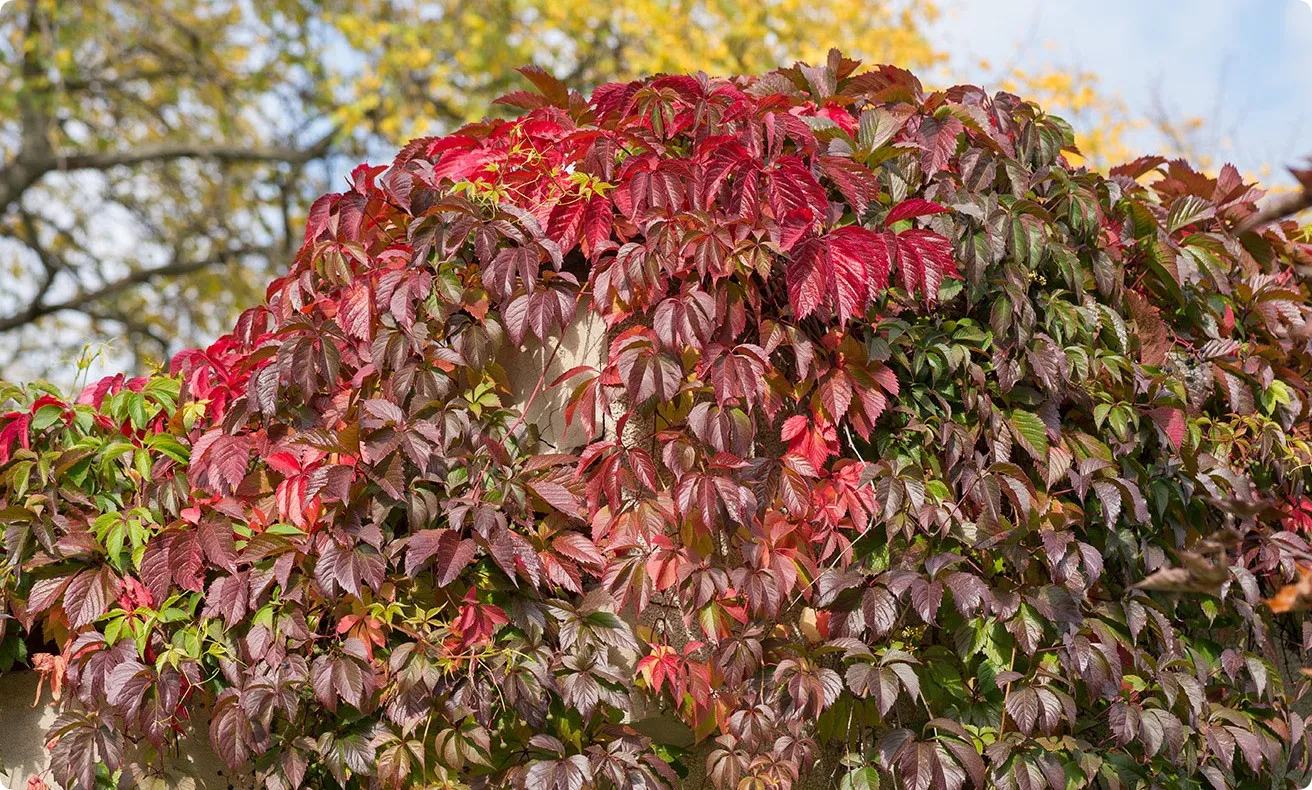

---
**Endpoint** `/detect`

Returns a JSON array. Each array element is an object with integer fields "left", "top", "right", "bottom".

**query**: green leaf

[
  {"left": 7, "top": 461, "right": 31, "bottom": 498},
  {"left": 145, "top": 434, "right": 189, "bottom": 463},
  {"left": 841, "top": 766, "right": 881, "bottom": 790},
  {"left": 857, "top": 107, "right": 912, "bottom": 152},
  {"left": 31, "top": 404, "right": 65, "bottom": 431},
  {"left": 1007, "top": 410, "right": 1050, "bottom": 461},
  {"left": 133, "top": 448, "right": 153, "bottom": 480},
  {"left": 1166, "top": 195, "right": 1214, "bottom": 234},
  {"left": 127, "top": 393, "right": 149, "bottom": 430},
  {"left": 104, "top": 615, "right": 125, "bottom": 646}
]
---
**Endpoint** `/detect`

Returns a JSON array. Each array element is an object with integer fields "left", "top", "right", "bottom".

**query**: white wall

[{"left": 0, "top": 670, "right": 243, "bottom": 789}]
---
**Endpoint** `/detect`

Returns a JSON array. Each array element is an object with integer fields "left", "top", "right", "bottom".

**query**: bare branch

[
  {"left": 16, "top": 209, "right": 60, "bottom": 308},
  {"left": 1237, "top": 160, "right": 1312, "bottom": 233},
  {"left": 0, "top": 127, "right": 337, "bottom": 213},
  {"left": 1237, "top": 190, "right": 1312, "bottom": 234},
  {"left": 0, "top": 245, "right": 273, "bottom": 334}
]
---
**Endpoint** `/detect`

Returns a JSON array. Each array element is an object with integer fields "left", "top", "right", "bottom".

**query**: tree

[
  {"left": 3, "top": 54, "right": 1312, "bottom": 789},
  {"left": 0, "top": 0, "right": 941, "bottom": 380}
]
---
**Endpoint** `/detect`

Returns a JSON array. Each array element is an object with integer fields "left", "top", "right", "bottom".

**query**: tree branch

[
  {"left": 1237, "top": 160, "right": 1312, "bottom": 234},
  {"left": 0, "top": 245, "right": 272, "bottom": 334},
  {"left": 57, "top": 128, "right": 336, "bottom": 171},
  {"left": 0, "top": 126, "right": 337, "bottom": 214},
  {"left": 1237, "top": 190, "right": 1312, "bottom": 234},
  {"left": 16, "top": 209, "right": 60, "bottom": 310}
]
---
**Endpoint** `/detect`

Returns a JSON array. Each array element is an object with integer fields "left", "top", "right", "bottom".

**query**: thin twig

[{"left": 1236, "top": 189, "right": 1312, "bottom": 234}]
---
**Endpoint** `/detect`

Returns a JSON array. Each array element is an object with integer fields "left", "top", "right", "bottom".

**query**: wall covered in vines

[{"left": 2, "top": 52, "right": 1312, "bottom": 789}]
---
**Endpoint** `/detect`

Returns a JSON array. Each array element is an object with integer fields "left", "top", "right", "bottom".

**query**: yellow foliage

[{"left": 327, "top": 0, "right": 943, "bottom": 141}]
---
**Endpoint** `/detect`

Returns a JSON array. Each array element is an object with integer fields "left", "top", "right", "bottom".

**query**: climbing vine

[{"left": 3, "top": 52, "right": 1312, "bottom": 789}]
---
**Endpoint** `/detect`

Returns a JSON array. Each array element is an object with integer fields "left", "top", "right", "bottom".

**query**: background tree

[{"left": 0, "top": 0, "right": 942, "bottom": 380}]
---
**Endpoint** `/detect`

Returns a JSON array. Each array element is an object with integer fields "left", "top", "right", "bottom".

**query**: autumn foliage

[{"left": 3, "top": 53, "right": 1312, "bottom": 789}]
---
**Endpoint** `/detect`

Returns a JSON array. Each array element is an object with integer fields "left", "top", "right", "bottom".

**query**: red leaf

[
  {"left": 188, "top": 430, "right": 252, "bottom": 496},
  {"left": 612, "top": 328, "right": 683, "bottom": 404},
  {"left": 198, "top": 518, "right": 238, "bottom": 573},
  {"left": 485, "top": 246, "right": 541, "bottom": 302},
  {"left": 780, "top": 416, "right": 838, "bottom": 469},
  {"left": 454, "top": 589, "right": 509, "bottom": 647},
  {"left": 785, "top": 226, "right": 889, "bottom": 323},
  {"left": 552, "top": 532, "right": 604, "bottom": 569},
  {"left": 407, "top": 529, "right": 479, "bottom": 584},
  {"left": 547, "top": 197, "right": 588, "bottom": 253},
  {"left": 653, "top": 290, "right": 717, "bottom": 350},
  {"left": 819, "top": 155, "right": 881, "bottom": 212},
  {"left": 581, "top": 193, "right": 613, "bottom": 257},
  {"left": 202, "top": 571, "right": 250, "bottom": 627},
  {"left": 916, "top": 115, "right": 964, "bottom": 176},
  {"left": 303, "top": 193, "right": 334, "bottom": 244},
  {"left": 767, "top": 156, "right": 827, "bottom": 236},
  {"left": 895, "top": 228, "right": 959, "bottom": 306},
  {"left": 818, "top": 370, "right": 853, "bottom": 422},
  {"left": 63, "top": 567, "right": 116, "bottom": 629},
  {"left": 884, "top": 198, "right": 951, "bottom": 227},
  {"left": 530, "top": 480, "right": 584, "bottom": 518},
  {"left": 339, "top": 281, "right": 373, "bottom": 341},
  {"left": 1147, "top": 407, "right": 1187, "bottom": 450},
  {"left": 504, "top": 282, "right": 578, "bottom": 345}
]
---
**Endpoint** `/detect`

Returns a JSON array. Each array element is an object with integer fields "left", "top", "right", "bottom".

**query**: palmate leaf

[
  {"left": 525, "top": 755, "right": 592, "bottom": 790},
  {"left": 612, "top": 327, "right": 683, "bottom": 404},
  {"left": 48, "top": 711, "right": 126, "bottom": 790},
  {"left": 653, "top": 289, "right": 717, "bottom": 350},
  {"left": 208, "top": 691, "right": 252, "bottom": 771},
  {"left": 894, "top": 229, "right": 956, "bottom": 305},
  {"left": 504, "top": 278, "right": 579, "bottom": 345},
  {"left": 783, "top": 201, "right": 960, "bottom": 321},
  {"left": 1146, "top": 406, "right": 1187, "bottom": 450},
  {"left": 786, "top": 226, "right": 888, "bottom": 323},
  {"left": 314, "top": 539, "right": 385, "bottom": 598},
  {"left": 187, "top": 430, "right": 251, "bottom": 496},
  {"left": 406, "top": 528, "right": 479, "bottom": 583},
  {"left": 485, "top": 245, "right": 542, "bottom": 301}
]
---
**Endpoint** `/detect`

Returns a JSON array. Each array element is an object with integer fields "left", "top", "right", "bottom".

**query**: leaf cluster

[{"left": 3, "top": 53, "right": 1312, "bottom": 789}]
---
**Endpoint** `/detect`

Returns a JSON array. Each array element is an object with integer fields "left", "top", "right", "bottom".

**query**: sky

[{"left": 932, "top": 0, "right": 1311, "bottom": 183}]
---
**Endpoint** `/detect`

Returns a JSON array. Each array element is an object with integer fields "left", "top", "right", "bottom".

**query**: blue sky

[{"left": 931, "top": 0, "right": 1311, "bottom": 183}]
